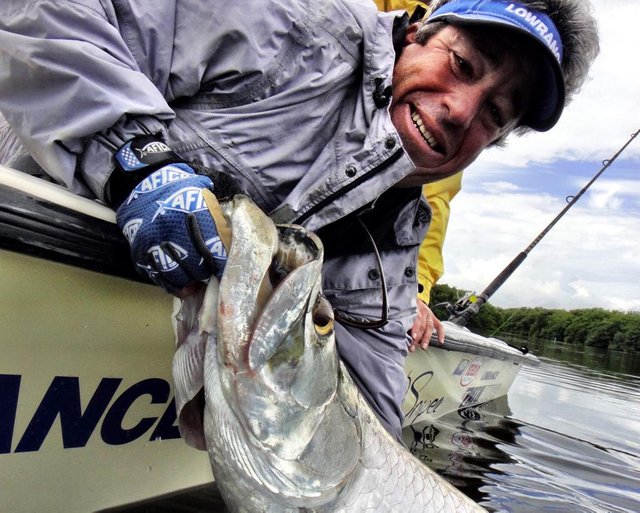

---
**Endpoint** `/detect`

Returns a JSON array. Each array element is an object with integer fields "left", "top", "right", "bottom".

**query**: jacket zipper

[{"left": 293, "top": 148, "right": 404, "bottom": 225}]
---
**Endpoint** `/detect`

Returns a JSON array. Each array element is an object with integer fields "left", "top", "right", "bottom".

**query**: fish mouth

[{"left": 410, "top": 108, "right": 444, "bottom": 154}]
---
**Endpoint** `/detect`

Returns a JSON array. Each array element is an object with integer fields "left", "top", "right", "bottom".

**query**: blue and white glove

[{"left": 111, "top": 136, "right": 228, "bottom": 293}]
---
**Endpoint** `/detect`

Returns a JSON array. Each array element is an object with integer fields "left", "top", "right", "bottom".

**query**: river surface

[{"left": 402, "top": 342, "right": 640, "bottom": 512}]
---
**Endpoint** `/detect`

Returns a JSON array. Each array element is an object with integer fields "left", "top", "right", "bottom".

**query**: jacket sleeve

[
  {"left": 417, "top": 172, "right": 462, "bottom": 304},
  {"left": 0, "top": 0, "right": 177, "bottom": 200}
]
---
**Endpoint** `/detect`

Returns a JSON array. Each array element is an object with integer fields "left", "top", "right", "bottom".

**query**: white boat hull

[
  {"left": 402, "top": 324, "right": 534, "bottom": 427},
  {"left": 0, "top": 165, "right": 537, "bottom": 511},
  {"left": 0, "top": 249, "right": 212, "bottom": 513}
]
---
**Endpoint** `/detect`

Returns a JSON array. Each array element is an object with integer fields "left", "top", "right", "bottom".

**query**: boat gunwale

[{"left": 0, "top": 165, "right": 145, "bottom": 281}]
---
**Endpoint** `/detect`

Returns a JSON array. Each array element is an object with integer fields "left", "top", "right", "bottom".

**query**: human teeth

[{"left": 411, "top": 111, "right": 439, "bottom": 150}]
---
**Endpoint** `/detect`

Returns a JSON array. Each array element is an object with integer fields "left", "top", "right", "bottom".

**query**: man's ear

[{"left": 404, "top": 22, "right": 420, "bottom": 45}]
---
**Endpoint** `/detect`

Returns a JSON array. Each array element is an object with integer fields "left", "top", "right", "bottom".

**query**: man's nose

[{"left": 443, "top": 87, "right": 483, "bottom": 129}]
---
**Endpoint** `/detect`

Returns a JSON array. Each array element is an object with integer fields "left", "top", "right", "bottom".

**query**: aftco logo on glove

[
  {"left": 152, "top": 187, "right": 208, "bottom": 221},
  {"left": 127, "top": 166, "right": 192, "bottom": 203},
  {"left": 134, "top": 141, "right": 172, "bottom": 158},
  {"left": 147, "top": 243, "right": 189, "bottom": 272}
]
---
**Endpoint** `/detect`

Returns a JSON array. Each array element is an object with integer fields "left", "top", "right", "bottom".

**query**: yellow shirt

[
  {"left": 374, "top": 0, "right": 429, "bottom": 13},
  {"left": 417, "top": 173, "right": 462, "bottom": 304}
]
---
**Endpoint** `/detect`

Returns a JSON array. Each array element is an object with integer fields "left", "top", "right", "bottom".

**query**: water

[{"left": 403, "top": 342, "right": 640, "bottom": 512}]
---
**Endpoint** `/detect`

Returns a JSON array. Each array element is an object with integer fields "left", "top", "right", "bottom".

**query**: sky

[{"left": 438, "top": 0, "right": 640, "bottom": 312}]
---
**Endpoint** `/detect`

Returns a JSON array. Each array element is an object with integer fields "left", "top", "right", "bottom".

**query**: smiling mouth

[{"left": 410, "top": 110, "right": 443, "bottom": 153}]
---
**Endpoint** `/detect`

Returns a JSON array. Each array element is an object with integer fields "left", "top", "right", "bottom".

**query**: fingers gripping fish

[{"left": 172, "top": 196, "right": 486, "bottom": 512}]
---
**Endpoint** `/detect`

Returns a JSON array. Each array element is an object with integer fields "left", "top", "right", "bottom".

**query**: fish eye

[{"left": 313, "top": 295, "right": 334, "bottom": 337}]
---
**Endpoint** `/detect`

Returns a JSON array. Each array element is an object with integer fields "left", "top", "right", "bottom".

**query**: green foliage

[
  {"left": 429, "top": 284, "right": 640, "bottom": 353},
  {"left": 428, "top": 284, "right": 505, "bottom": 335},
  {"left": 429, "top": 283, "right": 461, "bottom": 308}
]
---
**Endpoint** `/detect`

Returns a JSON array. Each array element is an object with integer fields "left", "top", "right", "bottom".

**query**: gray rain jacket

[{"left": 0, "top": 0, "right": 431, "bottom": 439}]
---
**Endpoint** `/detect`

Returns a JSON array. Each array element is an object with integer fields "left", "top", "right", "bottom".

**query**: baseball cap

[{"left": 427, "top": 0, "right": 565, "bottom": 131}]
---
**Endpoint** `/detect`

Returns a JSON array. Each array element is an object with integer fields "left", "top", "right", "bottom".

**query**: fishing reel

[
  {"left": 445, "top": 291, "right": 479, "bottom": 317},
  {"left": 444, "top": 291, "right": 489, "bottom": 326}
]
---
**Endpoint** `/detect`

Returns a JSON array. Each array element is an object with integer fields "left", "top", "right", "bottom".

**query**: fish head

[{"left": 216, "top": 197, "right": 349, "bottom": 461}]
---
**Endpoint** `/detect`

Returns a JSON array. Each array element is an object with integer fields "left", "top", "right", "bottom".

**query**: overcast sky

[{"left": 438, "top": 0, "right": 640, "bottom": 312}]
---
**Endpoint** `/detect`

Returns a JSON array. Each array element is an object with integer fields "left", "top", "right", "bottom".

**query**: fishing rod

[{"left": 448, "top": 128, "right": 640, "bottom": 327}]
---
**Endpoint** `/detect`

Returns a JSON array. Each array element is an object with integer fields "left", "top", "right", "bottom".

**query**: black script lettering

[
  {"left": 405, "top": 371, "right": 434, "bottom": 419},
  {"left": 426, "top": 397, "right": 444, "bottom": 414}
]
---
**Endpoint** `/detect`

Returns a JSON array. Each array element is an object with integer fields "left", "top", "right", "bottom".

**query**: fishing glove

[{"left": 110, "top": 135, "right": 229, "bottom": 293}]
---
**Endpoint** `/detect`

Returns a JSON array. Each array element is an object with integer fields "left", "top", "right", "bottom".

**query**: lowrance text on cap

[
  {"left": 505, "top": 2, "right": 561, "bottom": 63},
  {"left": 427, "top": 0, "right": 566, "bottom": 130}
]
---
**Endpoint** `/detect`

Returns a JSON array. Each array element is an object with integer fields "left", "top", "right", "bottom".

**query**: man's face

[{"left": 391, "top": 24, "right": 531, "bottom": 186}]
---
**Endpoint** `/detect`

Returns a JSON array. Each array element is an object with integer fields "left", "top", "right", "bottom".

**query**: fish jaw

[
  {"left": 231, "top": 274, "right": 343, "bottom": 461},
  {"left": 216, "top": 196, "right": 278, "bottom": 372},
  {"left": 213, "top": 197, "right": 361, "bottom": 494}
]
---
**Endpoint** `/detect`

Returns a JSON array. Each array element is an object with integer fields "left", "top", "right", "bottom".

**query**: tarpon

[{"left": 172, "top": 196, "right": 486, "bottom": 512}]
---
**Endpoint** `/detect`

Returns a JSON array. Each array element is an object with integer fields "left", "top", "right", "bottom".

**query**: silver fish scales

[{"left": 172, "top": 196, "right": 486, "bottom": 513}]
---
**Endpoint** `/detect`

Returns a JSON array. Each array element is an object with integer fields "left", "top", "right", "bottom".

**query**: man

[{"left": 0, "top": 0, "right": 598, "bottom": 440}]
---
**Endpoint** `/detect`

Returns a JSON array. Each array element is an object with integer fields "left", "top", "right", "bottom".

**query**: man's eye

[{"left": 453, "top": 52, "right": 473, "bottom": 78}]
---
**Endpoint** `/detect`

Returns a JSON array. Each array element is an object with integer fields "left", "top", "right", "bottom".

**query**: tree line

[{"left": 429, "top": 284, "right": 640, "bottom": 353}]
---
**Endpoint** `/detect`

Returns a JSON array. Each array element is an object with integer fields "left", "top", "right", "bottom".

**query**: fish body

[{"left": 173, "top": 196, "right": 486, "bottom": 512}]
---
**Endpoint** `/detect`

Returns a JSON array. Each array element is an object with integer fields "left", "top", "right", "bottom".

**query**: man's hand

[
  {"left": 408, "top": 299, "right": 445, "bottom": 352},
  {"left": 116, "top": 163, "right": 228, "bottom": 295}
]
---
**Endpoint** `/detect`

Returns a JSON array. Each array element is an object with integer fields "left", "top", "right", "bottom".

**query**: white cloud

[
  {"left": 569, "top": 281, "right": 591, "bottom": 299},
  {"left": 586, "top": 179, "right": 640, "bottom": 212},
  {"left": 486, "top": 181, "right": 522, "bottom": 193},
  {"left": 441, "top": 186, "right": 640, "bottom": 312},
  {"left": 587, "top": 187, "right": 623, "bottom": 210}
]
